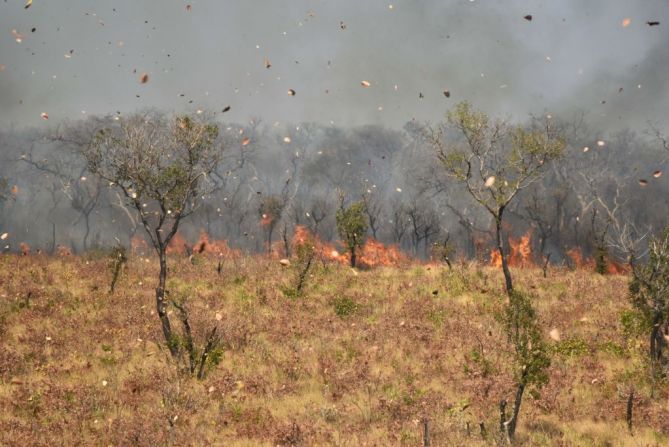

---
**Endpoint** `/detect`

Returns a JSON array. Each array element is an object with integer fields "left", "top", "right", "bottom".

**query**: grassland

[{"left": 0, "top": 253, "right": 668, "bottom": 446}]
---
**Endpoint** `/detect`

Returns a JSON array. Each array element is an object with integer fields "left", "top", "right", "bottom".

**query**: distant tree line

[{"left": 0, "top": 106, "right": 667, "bottom": 266}]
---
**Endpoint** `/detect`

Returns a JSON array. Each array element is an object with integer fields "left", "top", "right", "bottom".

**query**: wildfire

[
  {"left": 562, "top": 246, "right": 628, "bottom": 274},
  {"left": 489, "top": 229, "right": 533, "bottom": 268},
  {"left": 166, "top": 232, "right": 189, "bottom": 255},
  {"left": 291, "top": 225, "right": 406, "bottom": 268},
  {"left": 192, "top": 231, "right": 241, "bottom": 259},
  {"left": 566, "top": 247, "right": 585, "bottom": 268}
]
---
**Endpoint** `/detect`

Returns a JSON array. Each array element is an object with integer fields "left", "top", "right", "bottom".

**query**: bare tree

[
  {"left": 361, "top": 191, "right": 383, "bottom": 239},
  {"left": 407, "top": 199, "right": 441, "bottom": 258},
  {"left": 389, "top": 200, "right": 409, "bottom": 247},
  {"left": 306, "top": 196, "right": 331, "bottom": 237}
]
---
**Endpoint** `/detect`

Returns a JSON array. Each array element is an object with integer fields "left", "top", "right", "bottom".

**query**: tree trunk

[
  {"left": 282, "top": 224, "right": 291, "bottom": 258},
  {"left": 627, "top": 388, "right": 634, "bottom": 434},
  {"left": 267, "top": 226, "right": 274, "bottom": 255},
  {"left": 650, "top": 312, "right": 663, "bottom": 363},
  {"left": 157, "top": 248, "right": 178, "bottom": 357},
  {"left": 507, "top": 381, "right": 526, "bottom": 440},
  {"left": 50, "top": 221, "right": 57, "bottom": 254},
  {"left": 350, "top": 246, "right": 356, "bottom": 267},
  {"left": 83, "top": 213, "right": 91, "bottom": 251},
  {"left": 495, "top": 212, "right": 513, "bottom": 293}
]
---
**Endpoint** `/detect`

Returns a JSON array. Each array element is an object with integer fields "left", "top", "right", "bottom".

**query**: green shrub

[
  {"left": 332, "top": 296, "right": 357, "bottom": 318},
  {"left": 552, "top": 337, "right": 589, "bottom": 358}
]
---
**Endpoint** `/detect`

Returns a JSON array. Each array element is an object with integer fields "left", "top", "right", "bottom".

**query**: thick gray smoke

[
  {"left": 0, "top": 0, "right": 667, "bottom": 128},
  {"left": 0, "top": 1, "right": 668, "bottom": 262}
]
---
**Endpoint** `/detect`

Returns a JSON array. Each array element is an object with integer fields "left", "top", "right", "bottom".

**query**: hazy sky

[{"left": 0, "top": 0, "right": 667, "bottom": 129}]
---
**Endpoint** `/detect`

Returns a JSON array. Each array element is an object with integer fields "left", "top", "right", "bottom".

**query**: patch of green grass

[
  {"left": 427, "top": 308, "right": 446, "bottom": 328},
  {"left": 598, "top": 341, "right": 625, "bottom": 358},
  {"left": 332, "top": 296, "right": 357, "bottom": 318},
  {"left": 552, "top": 337, "right": 590, "bottom": 358}
]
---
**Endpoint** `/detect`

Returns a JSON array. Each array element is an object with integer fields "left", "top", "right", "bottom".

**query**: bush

[
  {"left": 332, "top": 296, "right": 358, "bottom": 318},
  {"left": 552, "top": 337, "right": 590, "bottom": 358}
]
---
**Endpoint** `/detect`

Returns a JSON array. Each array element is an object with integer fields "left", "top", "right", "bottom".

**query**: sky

[{"left": 0, "top": 0, "right": 667, "bottom": 130}]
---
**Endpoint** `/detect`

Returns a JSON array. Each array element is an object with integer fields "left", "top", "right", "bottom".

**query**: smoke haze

[{"left": 1, "top": 0, "right": 667, "bottom": 129}]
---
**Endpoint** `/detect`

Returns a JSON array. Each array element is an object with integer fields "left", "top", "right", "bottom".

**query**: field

[{"left": 1, "top": 253, "right": 668, "bottom": 446}]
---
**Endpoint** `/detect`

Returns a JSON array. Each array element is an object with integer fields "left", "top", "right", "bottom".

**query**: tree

[
  {"left": 259, "top": 194, "right": 284, "bottom": 254},
  {"left": 19, "top": 139, "right": 106, "bottom": 252},
  {"left": 389, "top": 200, "right": 409, "bottom": 247},
  {"left": 74, "top": 111, "right": 222, "bottom": 363},
  {"left": 361, "top": 191, "right": 383, "bottom": 239},
  {"left": 336, "top": 200, "right": 368, "bottom": 267},
  {"left": 430, "top": 102, "right": 565, "bottom": 293},
  {"left": 406, "top": 199, "right": 441, "bottom": 258},
  {"left": 627, "top": 226, "right": 669, "bottom": 377},
  {"left": 499, "top": 290, "right": 551, "bottom": 441}
]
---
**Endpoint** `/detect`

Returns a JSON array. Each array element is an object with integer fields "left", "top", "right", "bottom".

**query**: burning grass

[{"left": 0, "top": 253, "right": 667, "bottom": 445}]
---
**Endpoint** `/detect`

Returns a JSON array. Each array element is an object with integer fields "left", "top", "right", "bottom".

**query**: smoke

[
  {"left": 0, "top": 0, "right": 666, "bottom": 129},
  {"left": 1, "top": 0, "right": 668, "bottom": 262}
]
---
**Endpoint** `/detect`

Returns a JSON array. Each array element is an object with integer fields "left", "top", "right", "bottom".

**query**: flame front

[
  {"left": 489, "top": 229, "right": 533, "bottom": 268},
  {"left": 291, "top": 225, "right": 405, "bottom": 267}
]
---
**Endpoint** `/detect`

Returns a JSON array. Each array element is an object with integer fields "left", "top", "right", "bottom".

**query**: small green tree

[
  {"left": 628, "top": 226, "right": 669, "bottom": 377},
  {"left": 293, "top": 233, "right": 316, "bottom": 295},
  {"left": 429, "top": 102, "right": 565, "bottom": 293},
  {"left": 336, "top": 201, "right": 368, "bottom": 268},
  {"left": 108, "top": 244, "right": 127, "bottom": 293},
  {"left": 73, "top": 111, "right": 222, "bottom": 371},
  {"left": 499, "top": 290, "right": 551, "bottom": 441}
]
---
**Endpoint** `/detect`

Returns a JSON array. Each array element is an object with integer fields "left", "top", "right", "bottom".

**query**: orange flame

[
  {"left": 192, "top": 231, "right": 241, "bottom": 259},
  {"left": 489, "top": 229, "right": 533, "bottom": 268},
  {"left": 566, "top": 247, "right": 585, "bottom": 268},
  {"left": 566, "top": 246, "right": 628, "bottom": 274},
  {"left": 291, "top": 225, "right": 406, "bottom": 268},
  {"left": 166, "top": 232, "right": 188, "bottom": 254}
]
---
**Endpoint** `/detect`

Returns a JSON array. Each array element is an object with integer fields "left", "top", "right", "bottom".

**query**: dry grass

[{"left": 0, "top": 253, "right": 668, "bottom": 446}]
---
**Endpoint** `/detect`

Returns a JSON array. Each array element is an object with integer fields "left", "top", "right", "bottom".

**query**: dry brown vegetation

[{"left": 1, "top": 253, "right": 668, "bottom": 446}]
